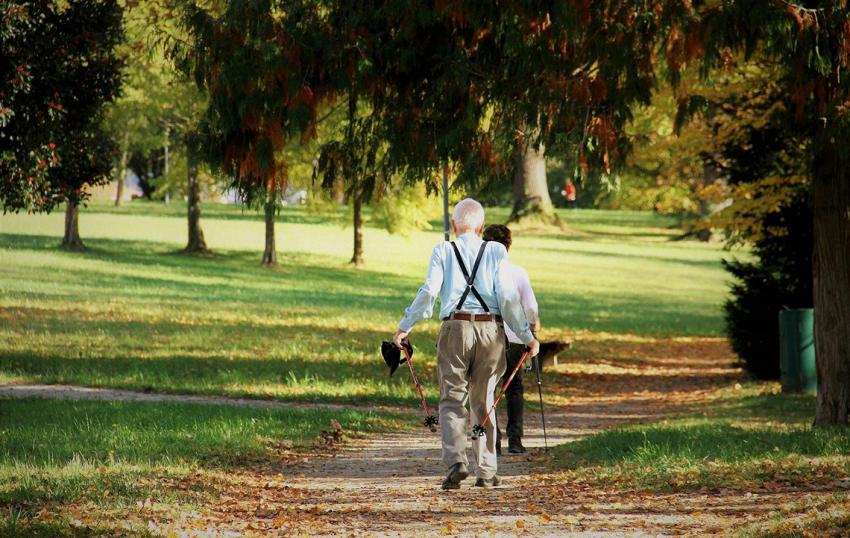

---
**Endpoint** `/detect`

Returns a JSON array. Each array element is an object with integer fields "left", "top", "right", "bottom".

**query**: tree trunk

[
  {"left": 163, "top": 128, "right": 171, "bottom": 205},
  {"left": 694, "top": 162, "right": 717, "bottom": 242},
  {"left": 61, "top": 200, "right": 85, "bottom": 251},
  {"left": 114, "top": 132, "right": 129, "bottom": 207},
  {"left": 261, "top": 196, "right": 277, "bottom": 267},
  {"left": 509, "top": 137, "right": 558, "bottom": 225},
  {"left": 812, "top": 130, "right": 850, "bottom": 427},
  {"left": 183, "top": 143, "right": 209, "bottom": 254},
  {"left": 346, "top": 88, "right": 364, "bottom": 266},
  {"left": 351, "top": 196, "right": 364, "bottom": 265},
  {"left": 333, "top": 177, "right": 346, "bottom": 205}
]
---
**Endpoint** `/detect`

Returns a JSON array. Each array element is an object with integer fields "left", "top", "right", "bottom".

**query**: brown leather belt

[{"left": 442, "top": 313, "right": 503, "bottom": 322}]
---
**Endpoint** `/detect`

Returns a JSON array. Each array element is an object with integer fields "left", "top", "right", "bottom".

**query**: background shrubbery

[{"left": 723, "top": 194, "right": 813, "bottom": 379}]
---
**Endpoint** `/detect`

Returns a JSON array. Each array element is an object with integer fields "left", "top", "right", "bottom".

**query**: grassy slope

[{"left": 0, "top": 202, "right": 729, "bottom": 404}]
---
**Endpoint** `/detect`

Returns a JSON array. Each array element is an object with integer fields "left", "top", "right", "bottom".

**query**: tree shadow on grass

[
  {"left": 1, "top": 232, "right": 725, "bottom": 337},
  {"left": 0, "top": 346, "right": 439, "bottom": 408},
  {"left": 83, "top": 201, "right": 414, "bottom": 232},
  {"left": 555, "top": 392, "right": 848, "bottom": 475},
  {"left": 533, "top": 242, "right": 724, "bottom": 269},
  {"left": 0, "top": 233, "right": 421, "bottom": 314},
  {"left": 559, "top": 421, "right": 850, "bottom": 469}
]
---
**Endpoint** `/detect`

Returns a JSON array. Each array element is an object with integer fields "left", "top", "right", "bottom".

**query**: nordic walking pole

[
  {"left": 400, "top": 343, "right": 439, "bottom": 432},
  {"left": 533, "top": 356, "right": 548, "bottom": 451},
  {"left": 472, "top": 348, "right": 532, "bottom": 437}
]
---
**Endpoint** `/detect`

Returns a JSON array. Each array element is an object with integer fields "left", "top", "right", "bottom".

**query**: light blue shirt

[{"left": 398, "top": 232, "right": 535, "bottom": 344}]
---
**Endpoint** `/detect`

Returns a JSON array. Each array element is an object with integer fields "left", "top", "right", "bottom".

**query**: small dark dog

[{"left": 536, "top": 340, "right": 572, "bottom": 369}]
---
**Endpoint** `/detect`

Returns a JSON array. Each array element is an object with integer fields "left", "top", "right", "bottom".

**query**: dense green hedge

[{"left": 723, "top": 196, "right": 812, "bottom": 379}]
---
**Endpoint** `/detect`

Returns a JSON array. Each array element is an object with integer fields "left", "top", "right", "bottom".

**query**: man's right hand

[
  {"left": 527, "top": 338, "right": 540, "bottom": 357},
  {"left": 393, "top": 329, "right": 410, "bottom": 350}
]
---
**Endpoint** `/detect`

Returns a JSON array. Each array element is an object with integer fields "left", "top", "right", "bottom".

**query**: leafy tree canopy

[{"left": 0, "top": 0, "right": 123, "bottom": 213}]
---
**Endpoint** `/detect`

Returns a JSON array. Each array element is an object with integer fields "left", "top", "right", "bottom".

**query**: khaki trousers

[{"left": 436, "top": 318, "right": 506, "bottom": 479}]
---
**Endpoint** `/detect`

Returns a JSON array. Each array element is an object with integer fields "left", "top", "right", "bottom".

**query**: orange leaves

[
  {"left": 578, "top": 149, "right": 589, "bottom": 176},
  {"left": 464, "top": 26, "right": 492, "bottom": 54},
  {"left": 780, "top": 2, "right": 821, "bottom": 34},
  {"left": 566, "top": 74, "right": 609, "bottom": 107},
  {"left": 477, "top": 139, "right": 497, "bottom": 168},
  {"left": 265, "top": 119, "right": 284, "bottom": 150},
  {"left": 782, "top": 2, "right": 806, "bottom": 33},
  {"left": 666, "top": 22, "right": 705, "bottom": 74},
  {"left": 589, "top": 77, "right": 608, "bottom": 103},
  {"left": 527, "top": 13, "right": 552, "bottom": 36},
  {"left": 667, "top": 26, "right": 685, "bottom": 73},
  {"left": 236, "top": 146, "right": 257, "bottom": 179},
  {"left": 298, "top": 85, "right": 314, "bottom": 104},
  {"left": 589, "top": 114, "right": 618, "bottom": 174},
  {"left": 557, "top": 33, "right": 570, "bottom": 58},
  {"left": 841, "top": 19, "right": 850, "bottom": 66},
  {"left": 684, "top": 22, "right": 705, "bottom": 62}
]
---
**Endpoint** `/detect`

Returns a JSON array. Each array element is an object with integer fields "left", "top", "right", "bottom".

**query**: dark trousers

[{"left": 497, "top": 342, "right": 526, "bottom": 443}]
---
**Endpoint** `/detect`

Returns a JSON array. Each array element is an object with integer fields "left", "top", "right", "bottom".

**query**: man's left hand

[{"left": 393, "top": 329, "right": 410, "bottom": 349}]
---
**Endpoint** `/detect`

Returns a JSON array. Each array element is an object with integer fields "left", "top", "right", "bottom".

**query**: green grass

[
  {"left": 553, "top": 386, "right": 850, "bottom": 492},
  {"left": 1, "top": 398, "right": 399, "bottom": 467},
  {"left": 0, "top": 202, "right": 732, "bottom": 404},
  {"left": 0, "top": 397, "right": 402, "bottom": 534}
]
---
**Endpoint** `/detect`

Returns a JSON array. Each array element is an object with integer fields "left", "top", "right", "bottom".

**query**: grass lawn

[
  {"left": 0, "top": 397, "right": 402, "bottom": 536},
  {"left": 552, "top": 384, "right": 850, "bottom": 537},
  {"left": 0, "top": 201, "right": 731, "bottom": 404},
  {"left": 554, "top": 385, "right": 850, "bottom": 491}
]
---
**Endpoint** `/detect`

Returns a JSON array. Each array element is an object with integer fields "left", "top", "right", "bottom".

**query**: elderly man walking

[{"left": 393, "top": 198, "right": 539, "bottom": 489}]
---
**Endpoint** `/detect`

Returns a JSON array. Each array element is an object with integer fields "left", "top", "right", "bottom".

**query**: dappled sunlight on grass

[
  {"left": 551, "top": 382, "right": 850, "bottom": 496},
  {"left": 543, "top": 332, "right": 742, "bottom": 411},
  {"left": 1, "top": 205, "right": 734, "bottom": 405},
  {"left": 0, "top": 396, "right": 407, "bottom": 536},
  {"left": 2, "top": 203, "right": 732, "bottom": 337},
  {"left": 3, "top": 204, "right": 797, "bottom": 536}
]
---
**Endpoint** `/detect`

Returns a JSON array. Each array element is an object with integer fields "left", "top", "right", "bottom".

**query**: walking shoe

[
  {"left": 474, "top": 475, "right": 503, "bottom": 488},
  {"left": 508, "top": 438, "right": 526, "bottom": 454},
  {"left": 441, "top": 462, "right": 469, "bottom": 490}
]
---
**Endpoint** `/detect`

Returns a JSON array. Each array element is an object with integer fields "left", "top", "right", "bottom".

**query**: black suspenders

[{"left": 450, "top": 241, "right": 490, "bottom": 312}]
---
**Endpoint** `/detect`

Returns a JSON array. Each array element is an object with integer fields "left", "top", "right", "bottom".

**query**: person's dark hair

[{"left": 483, "top": 224, "right": 512, "bottom": 251}]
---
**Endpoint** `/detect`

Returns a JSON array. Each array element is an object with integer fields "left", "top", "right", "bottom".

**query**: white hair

[{"left": 452, "top": 198, "right": 485, "bottom": 232}]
